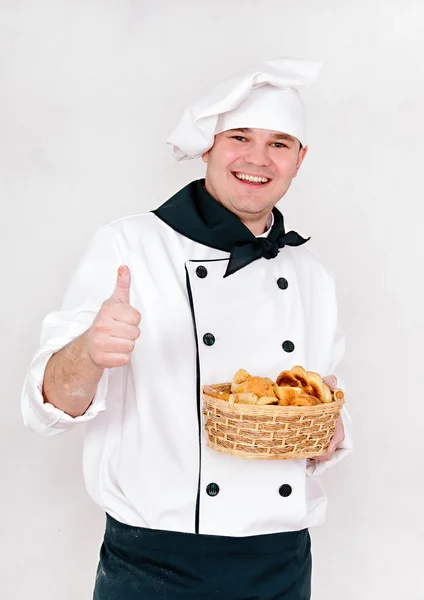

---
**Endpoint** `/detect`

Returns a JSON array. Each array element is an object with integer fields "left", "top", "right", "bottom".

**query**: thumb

[{"left": 112, "top": 265, "right": 131, "bottom": 304}]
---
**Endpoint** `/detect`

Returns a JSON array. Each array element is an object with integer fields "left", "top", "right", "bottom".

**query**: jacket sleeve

[
  {"left": 21, "top": 225, "right": 124, "bottom": 436},
  {"left": 306, "top": 278, "right": 353, "bottom": 476}
]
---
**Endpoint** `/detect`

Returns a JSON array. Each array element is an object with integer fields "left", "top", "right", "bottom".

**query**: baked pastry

[
  {"left": 273, "top": 385, "right": 302, "bottom": 406},
  {"left": 295, "top": 394, "right": 321, "bottom": 407},
  {"left": 291, "top": 366, "right": 312, "bottom": 390},
  {"left": 228, "top": 392, "right": 259, "bottom": 407},
  {"left": 321, "top": 383, "right": 333, "bottom": 404},
  {"left": 232, "top": 376, "right": 276, "bottom": 399},
  {"left": 276, "top": 366, "right": 314, "bottom": 395},
  {"left": 203, "top": 385, "right": 230, "bottom": 401},
  {"left": 305, "top": 371, "right": 325, "bottom": 402},
  {"left": 205, "top": 365, "right": 343, "bottom": 408},
  {"left": 232, "top": 369, "right": 251, "bottom": 386},
  {"left": 289, "top": 395, "right": 315, "bottom": 407},
  {"left": 275, "top": 370, "right": 301, "bottom": 388},
  {"left": 256, "top": 396, "right": 278, "bottom": 406}
]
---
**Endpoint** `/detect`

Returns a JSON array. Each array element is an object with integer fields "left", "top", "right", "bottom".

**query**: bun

[
  {"left": 232, "top": 376, "right": 276, "bottom": 399},
  {"left": 206, "top": 366, "right": 344, "bottom": 407}
]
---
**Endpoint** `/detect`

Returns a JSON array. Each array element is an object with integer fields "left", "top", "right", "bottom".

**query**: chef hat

[{"left": 166, "top": 58, "right": 321, "bottom": 161}]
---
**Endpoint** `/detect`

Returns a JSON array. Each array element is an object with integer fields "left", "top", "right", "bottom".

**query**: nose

[{"left": 243, "top": 142, "right": 271, "bottom": 167}]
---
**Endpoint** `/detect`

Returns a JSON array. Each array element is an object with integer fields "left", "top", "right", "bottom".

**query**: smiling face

[{"left": 202, "top": 128, "right": 308, "bottom": 235}]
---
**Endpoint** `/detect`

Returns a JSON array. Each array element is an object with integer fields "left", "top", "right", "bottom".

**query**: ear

[
  {"left": 202, "top": 136, "right": 219, "bottom": 163},
  {"left": 293, "top": 145, "right": 308, "bottom": 178}
]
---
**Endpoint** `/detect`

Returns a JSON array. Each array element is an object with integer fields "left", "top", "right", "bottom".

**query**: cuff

[{"left": 21, "top": 344, "right": 109, "bottom": 436}]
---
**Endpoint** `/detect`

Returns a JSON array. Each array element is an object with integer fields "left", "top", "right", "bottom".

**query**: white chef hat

[{"left": 166, "top": 58, "right": 321, "bottom": 161}]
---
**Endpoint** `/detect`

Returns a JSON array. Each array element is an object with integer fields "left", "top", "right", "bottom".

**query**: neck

[
  {"left": 240, "top": 216, "right": 271, "bottom": 237},
  {"left": 203, "top": 181, "right": 272, "bottom": 237}
]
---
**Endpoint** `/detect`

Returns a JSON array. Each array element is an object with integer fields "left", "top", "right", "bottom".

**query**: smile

[{"left": 232, "top": 172, "right": 271, "bottom": 185}]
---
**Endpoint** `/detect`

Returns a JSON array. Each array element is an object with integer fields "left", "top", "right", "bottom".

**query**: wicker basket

[{"left": 202, "top": 383, "right": 344, "bottom": 460}]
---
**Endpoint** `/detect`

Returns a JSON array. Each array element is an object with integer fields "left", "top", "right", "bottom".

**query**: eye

[
  {"left": 272, "top": 142, "right": 289, "bottom": 148},
  {"left": 231, "top": 135, "right": 247, "bottom": 142}
]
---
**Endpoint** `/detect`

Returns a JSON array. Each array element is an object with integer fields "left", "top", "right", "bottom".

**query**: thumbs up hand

[{"left": 87, "top": 266, "right": 141, "bottom": 368}]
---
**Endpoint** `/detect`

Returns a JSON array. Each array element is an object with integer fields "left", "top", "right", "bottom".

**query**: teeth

[{"left": 235, "top": 173, "right": 269, "bottom": 183}]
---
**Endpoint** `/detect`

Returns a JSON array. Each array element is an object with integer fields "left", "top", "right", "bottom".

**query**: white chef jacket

[{"left": 21, "top": 209, "right": 353, "bottom": 537}]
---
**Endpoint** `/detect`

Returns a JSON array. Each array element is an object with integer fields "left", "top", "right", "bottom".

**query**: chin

[{"left": 233, "top": 198, "right": 270, "bottom": 215}]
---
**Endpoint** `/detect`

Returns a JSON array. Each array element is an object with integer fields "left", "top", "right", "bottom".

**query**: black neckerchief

[{"left": 152, "top": 179, "right": 310, "bottom": 277}]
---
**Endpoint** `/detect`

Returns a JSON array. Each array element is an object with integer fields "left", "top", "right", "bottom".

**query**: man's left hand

[{"left": 310, "top": 374, "right": 345, "bottom": 461}]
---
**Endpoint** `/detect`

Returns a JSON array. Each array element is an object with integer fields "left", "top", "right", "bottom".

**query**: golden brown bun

[
  {"left": 231, "top": 369, "right": 250, "bottom": 392},
  {"left": 290, "top": 394, "right": 321, "bottom": 407},
  {"left": 256, "top": 396, "right": 278, "bottom": 406},
  {"left": 273, "top": 385, "right": 302, "bottom": 406},
  {"left": 305, "top": 394, "right": 322, "bottom": 406},
  {"left": 209, "top": 365, "right": 344, "bottom": 408},
  {"left": 291, "top": 366, "right": 309, "bottom": 387},
  {"left": 275, "top": 370, "right": 301, "bottom": 387},
  {"left": 230, "top": 392, "right": 258, "bottom": 405},
  {"left": 232, "top": 369, "right": 251, "bottom": 385},
  {"left": 306, "top": 371, "right": 325, "bottom": 402},
  {"left": 289, "top": 395, "right": 314, "bottom": 407},
  {"left": 232, "top": 376, "right": 276, "bottom": 398},
  {"left": 322, "top": 383, "right": 333, "bottom": 404}
]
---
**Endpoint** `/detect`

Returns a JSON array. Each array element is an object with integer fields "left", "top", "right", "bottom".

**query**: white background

[{"left": 1, "top": 1, "right": 423, "bottom": 598}]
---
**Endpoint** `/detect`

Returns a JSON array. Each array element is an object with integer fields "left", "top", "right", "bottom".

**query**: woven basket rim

[
  {"left": 202, "top": 382, "right": 344, "bottom": 413},
  {"left": 202, "top": 382, "right": 344, "bottom": 460}
]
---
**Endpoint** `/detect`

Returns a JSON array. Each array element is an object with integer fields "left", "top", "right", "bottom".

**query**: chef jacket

[{"left": 21, "top": 181, "right": 353, "bottom": 537}]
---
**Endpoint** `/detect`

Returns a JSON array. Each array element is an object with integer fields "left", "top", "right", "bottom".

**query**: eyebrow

[{"left": 227, "top": 128, "right": 297, "bottom": 143}]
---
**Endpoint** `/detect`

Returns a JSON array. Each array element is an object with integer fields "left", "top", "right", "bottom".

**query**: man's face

[{"left": 202, "top": 127, "right": 308, "bottom": 221}]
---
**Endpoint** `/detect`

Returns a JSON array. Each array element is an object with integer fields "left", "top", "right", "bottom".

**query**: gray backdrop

[{"left": 1, "top": 1, "right": 423, "bottom": 598}]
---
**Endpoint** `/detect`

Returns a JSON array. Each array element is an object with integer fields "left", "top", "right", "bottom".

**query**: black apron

[{"left": 93, "top": 514, "right": 312, "bottom": 600}]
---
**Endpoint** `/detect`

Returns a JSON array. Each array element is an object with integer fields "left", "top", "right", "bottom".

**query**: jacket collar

[{"left": 152, "top": 179, "right": 309, "bottom": 277}]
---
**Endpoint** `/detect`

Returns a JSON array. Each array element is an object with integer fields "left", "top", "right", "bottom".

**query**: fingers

[
  {"left": 313, "top": 451, "right": 332, "bottom": 462},
  {"left": 111, "top": 266, "right": 131, "bottom": 304},
  {"left": 89, "top": 332, "right": 137, "bottom": 356},
  {"left": 322, "top": 374, "right": 337, "bottom": 391},
  {"left": 312, "top": 442, "right": 336, "bottom": 461},
  {"left": 109, "top": 303, "right": 141, "bottom": 327},
  {"left": 94, "top": 309, "right": 141, "bottom": 339},
  {"left": 312, "top": 424, "right": 345, "bottom": 461},
  {"left": 107, "top": 321, "right": 141, "bottom": 341},
  {"left": 92, "top": 352, "right": 131, "bottom": 369}
]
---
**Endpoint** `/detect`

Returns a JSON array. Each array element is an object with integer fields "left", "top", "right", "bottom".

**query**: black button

[
  {"left": 203, "top": 333, "right": 215, "bottom": 346},
  {"left": 277, "top": 277, "right": 288, "bottom": 290},
  {"left": 196, "top": 266, "right": 208, "bottom": 278},
  {"left": 206, "top": 483, "right": 220, "bottom": 497},
  {"left": 279, "top": 484, "right": 292, "bottom": 497},
  {"left": 282, "top": 340, "right": 295, "bottom": 353}
]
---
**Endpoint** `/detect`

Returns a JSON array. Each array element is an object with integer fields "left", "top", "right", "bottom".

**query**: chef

[{"left": 21, "top": 58, "right": 353, "bottom": 599}]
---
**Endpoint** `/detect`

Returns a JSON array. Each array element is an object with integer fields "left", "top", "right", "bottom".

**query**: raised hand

[{"left": 86, "top": 266, "right": 141, "bottom": 368}]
